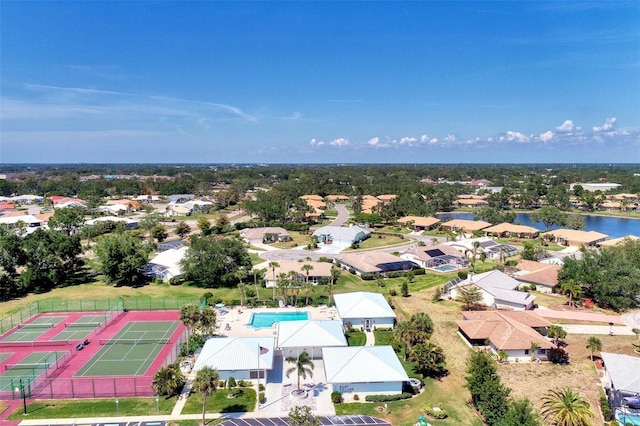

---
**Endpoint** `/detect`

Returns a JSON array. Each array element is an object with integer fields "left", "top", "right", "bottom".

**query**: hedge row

[{"left": 364, "top": 393, "right": 412, "bottom": 402}]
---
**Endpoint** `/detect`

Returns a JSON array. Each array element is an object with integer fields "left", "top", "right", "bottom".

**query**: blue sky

[{"left": 1, "top": 1, "right": 639, "bottom": 164}]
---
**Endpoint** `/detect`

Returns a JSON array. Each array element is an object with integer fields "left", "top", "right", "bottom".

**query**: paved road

[
  {"left": 621, "top": 310, "right": 640, "bottom": 330},
  {"left": 328, "top": 204, "right": 349, "bottom": 227},
  {"left": 558, "top": 324, "right": 636, "bottom": 335},
  {"left": 534, "top": 307, "right": 625, "bottom": 324}
]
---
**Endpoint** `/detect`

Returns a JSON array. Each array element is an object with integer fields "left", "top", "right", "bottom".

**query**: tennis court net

[
  {"left": 99, "top": 338, "right": 171, "bottom": 345},
  {"left": 17, "top": 323, "right": 55, "bottom": 330},
  {"left": 64, "top": 322, "right": 102, "bottom": 328},
  {"left": 5, "top": 362, "right": 50, "bottom": 371}
]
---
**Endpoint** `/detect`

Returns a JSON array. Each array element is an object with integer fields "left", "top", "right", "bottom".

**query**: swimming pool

[
  {"left": 432, "top": 264, "right": 457, "bottom": 272},
  {"left": 617, "top": 410, "right": 640, "bottom": 426},
  {"left": 249, "top": 311, "right": 309, "bottom": 328}
]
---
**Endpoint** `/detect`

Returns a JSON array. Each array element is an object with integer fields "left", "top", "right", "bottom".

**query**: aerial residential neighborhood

[{"left": 1, "top": 164, "right": 639, "bottom": 426}]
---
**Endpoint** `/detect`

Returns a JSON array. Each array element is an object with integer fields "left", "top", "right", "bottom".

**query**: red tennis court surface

[{"left": 0, "top": 310, "right": 186, "bottom": 400}]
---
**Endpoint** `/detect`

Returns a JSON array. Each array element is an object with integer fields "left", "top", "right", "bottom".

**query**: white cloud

[
  {"left": 399, "top": 136, "right": 417, "bottom": 145},
  {"left": 329, "top": 137, "right": 349, "bottom": 146},
  {"left": 429, "top": 138, "right": 438, "bottom": 144},
  {"left": 367, "top": 137, "right": 380, "bottom": 146},
  {"left": 556, "top": 119, "right": 581, "bottom": 133},
  {"left": 444, "top": 134, "right": 456, "bottom": 143},
  {"left": 503, "top": 131, "right": 529, "bottom": 143},
  {"left": 539, "top": 130, "right": 554, "bottom": 142},
  {"left": 420, "top": 134, "right": 429, "bottom": 143},
  {"left": 592, "top": 117, "right": 616, "bottom": 133},
  {"left": 310, "top": 138, "right": 324, "bottom": 146}
]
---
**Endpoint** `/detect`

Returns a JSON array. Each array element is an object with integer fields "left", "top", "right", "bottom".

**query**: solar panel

[{"left": 425, "top": 248, "right": 445, "bottom": 257}]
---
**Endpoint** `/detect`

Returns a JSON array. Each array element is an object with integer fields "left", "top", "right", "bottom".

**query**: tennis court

[
  {"left": 0, "top": 351, "right": 68, "bottom": 392},
  {"left": 0, "top": 316, "right": 66, "bottom": 343},
  {"left": 75, "top": 321, "right": 179, "bottom": 377},
  {"left": 50, "top": 315, "right": 105, "bottom": 341},
  {"left": 0, "top": 353, "right": 11, "bottom": 363}
]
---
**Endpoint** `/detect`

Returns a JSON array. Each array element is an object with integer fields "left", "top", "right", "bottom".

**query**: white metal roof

[
  {"left": 146, "top": 246, "right": 187, "bottom": 278},
  {"left": 333, "top": 292, "right": 395, "bottom": 320},
  {"left": 322, "top": 346, "right": 408, "bottom": 384},
  {"left": 312, "top": 225, "right": 371, "bottom": 243},
  {"left": 276, "top": 320, "right": 347, "bottom": 349},
  {"left": 601, "top": 352, "right": 640, "bottom": 394},
  {"left": 194, "top": 337, "right": 275, "bottom": 372}
]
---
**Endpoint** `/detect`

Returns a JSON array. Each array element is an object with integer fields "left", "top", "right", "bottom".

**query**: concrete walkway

[
  {"left": 364, "top": 329, "right": 375, "bottom": 346},
  {"left": 534, "top": 306, "right": 625, "bottom": 324},
  {"left": 558, "top": 324, "right": 636, "bottom": 336},
  {"left": 170, "top": 367, "right": 198, "bottom": 417}
]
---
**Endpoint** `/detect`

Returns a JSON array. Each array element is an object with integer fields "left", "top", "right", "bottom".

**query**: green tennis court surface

[
  {"left": 1, "top": 316, "right": 66, "bottom": 343},
  {"left": 50, "top": 315, "right": 105, "bottom": 341},
  {"left": 75, "top": 321, "right": 179, "bottom": 377},
  {"left": 0, "top": 353, "right": 12, "bottom": 362},
  {"left": 0, "top": 351, "right": 67, "bottom": 391}
]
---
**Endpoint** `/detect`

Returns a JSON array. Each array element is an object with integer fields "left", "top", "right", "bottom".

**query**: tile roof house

[
  {"left": 240, "top": 227, "right": 292, "bottom": 243},
  {"left": 457, "top": 310, "right": 553, "bottom": 362},
  {"left": 597, "top": 235, "right": 640, "bottom": 248},
  {"left": 439, "top": 219, "right": 492, "bottom": 235},
  {"left": 542, "top": 229, "right": 608, "bottom": 247},
  {"left": 264, "top": 261, "right": 333, "bottom": 288},
  {"left": 397, "top": 216, "right": 441, "bottom": 231},
  {"left": 336, "top": 252, "right": 419, "bottom": 275},
  {"left": 448, "top": 270, "right": 536, "bottom": 311},
  {"left": 333, "top": 291, "right": 396, "bottom": 330},
  {"left": 312, "top": 225, "right": 370, "bottom": 245},
  {"left": 401, "top": 244, "right": 469, "bottom": 270},
  {"left": 322, "top": 346, "right": 409, "bottom": 399},
  {"left": 483, "top": 223, "right": 540, "bottom": 239},
  {"left": 512, "top": 259, "right": 561, "bottom": 294}
]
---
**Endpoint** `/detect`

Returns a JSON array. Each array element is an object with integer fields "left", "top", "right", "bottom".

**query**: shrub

[
  {"left": 361, "top": 273, "right": 376, "bottom": 281},
  {"left": 364, "top": 393, "right": 412, "bottom": 402},
  {"left": 432, "top": 287, "right": 443, "bottom": 302},
  {"left": 259, "top": 383, "right": 265, "bottom": 391},
  {"left": 237, "top": 380, "right": 245, "bottom": 387},
  {"left": 227, "top": 377, "right": 237, "bottom": 388},
  {"left": 424, "top": 403, "right": 449, "bottom": 419},
  {"left": 547, "top": 347, "right": 570, "bottom": 364},
  {"left": 348, "top": 268, "right": 356, "bottom": 275},
  {"left": 331, "top": 391, "right": 343, "bottom": 403},
  {"left": 413, "top": 268, "right": 426, "bottom": 276},
  {"left": 457, "top": 271, "right": 468, "bottom": 279},
  {"left": 259, "top": 392, "right": 265, "bottom": 403},
  {"left": 353, "top": 394, "right": 359, "bottom": 401},
  {"left": 600, "top": 395, "right": 612, "bottom": 421},
  {"left": 389, "top": 289, "right": 397, "bottom": 296}
]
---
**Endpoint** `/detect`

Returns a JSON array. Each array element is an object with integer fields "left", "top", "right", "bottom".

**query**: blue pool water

[
  {"left": 433, "top": 265, "right": 457, "bottom": 272},
  {"left": 617, "top": 411, "right": 640, "bottom": 425},
  {"left": 249, "top": 312, "right": 309, "bottom": 328}
]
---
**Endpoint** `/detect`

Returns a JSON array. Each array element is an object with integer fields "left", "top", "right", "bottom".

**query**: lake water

[{"left": 437, "top": 212, "right": 640, "bottom": 239}]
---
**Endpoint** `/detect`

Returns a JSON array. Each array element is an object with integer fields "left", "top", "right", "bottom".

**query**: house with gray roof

[
  {"left": 600, "top": 352, "right": 640, "bottom": 412},
  {"left": 333, "top": 291, "right": 396, "bottom": 330},
  {"left": 322, "top": 346, "right": 409, "bottom": 400},
  {"left": 194, "top": 337, "right": 275, "bottom": 381},
  {"left": 448, "top": 270, "right": 536, "bottom": 311},
  {"left": 336, "top": 252, "right": 418, "bottom": 275},
  {"left": 312, "top": 225, "right": 371, "bottom": 245}
]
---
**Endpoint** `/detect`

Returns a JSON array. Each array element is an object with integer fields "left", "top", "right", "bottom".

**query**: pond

[{"left": 437, "top": 212, "right": 640, "bottom": 239}]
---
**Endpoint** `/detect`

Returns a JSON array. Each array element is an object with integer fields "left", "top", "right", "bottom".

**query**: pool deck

[{"left": 215, "top": 305, "right": 339, "bottom": 338}]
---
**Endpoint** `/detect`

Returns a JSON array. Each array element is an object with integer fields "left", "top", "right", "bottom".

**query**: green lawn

[
  {"left": 182, "top": 388, "right": 256, "bottom": 414},
  {"left": 373, "top": 330, "right": 395, "bottom": 346},
  {"left": 346, "top": 331, "right": 366, "bottom": 346},
  {"left": 7, "top": 397, "right": 175, "bottom": 419}
]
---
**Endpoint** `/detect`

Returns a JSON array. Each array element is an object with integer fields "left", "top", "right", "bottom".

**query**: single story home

[
  {"left": 142, "top": 246, "right": 187, "bottom": 282},
  {"left": 569, "top": 182, "right": 621, "bottom": 192},
  {"left": 401, "top": 244, "right": 469, "bottom": 270},
  {"left": 264, "top": 261, "right": 333, "bottom": 288},
  {"left": 457, "top": 310, "right": 553, "bottom": 362},
  {"left": 84, "top": 216, "right": 139, "bottom": 229},
  {"left": 325, "top": 195, "right": 350, "bottom": 202},
  {"left": 0, "top": 195, "right": 43, "bottom": 204},
  {"left": 240, "top": 227, "right": 292, "bottom": 243},
  {"left": 336, "top": 252, "right": 418, "bottom": 276},
  {"left": 443, "top": 237, "right": 517, "bottom": 260},
  {"left": 447, "top": 270, "right": 536, "bottom": 311},
  {"left": 312, "top": 225, "right": 371, "bottom": 245},
  {"left": 542, "top": 229, "right": 608, "bottom": 247},
  {"left": 333, "top": 291, "right": 396, "bottom": 330},
  {"left": 276, "top": 320, "right": 347, "bottom": 360},
  {"left": 322, "top": 346, "right": 409, "bottom": 399},
  {"left": 597, "top": 235, "right": 640, "bottom": 248},
  {"left": 483, "top": 223, "right": 540, "bottom": 239},
  {"left": 397, "top": 216, "right": 441, "bottom": 231},
  {"left": 600, "top": 352, "right": 640, "bottom": 410},
  {"left": 512, "top": 259, "right": 561, "bottom": 294},
  {"left": 439, "top": 219, "right": 492, "bottom": 235},
  {"left": 194, "top": 337, "right": 275, "bottom": 380}
]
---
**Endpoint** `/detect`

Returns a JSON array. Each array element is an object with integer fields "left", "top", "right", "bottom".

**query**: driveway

[
  {"left": 534, "top": 306, "right": 625, "bottom": 324},
  {"left": 556, "top": 324, "right": 635, "bottom": 336},
  {"left": 328, "top": 204, "right": 349, "bottom": 227},
  {"left": 622, "top": 310, "right": 640, "bottom": 330}
]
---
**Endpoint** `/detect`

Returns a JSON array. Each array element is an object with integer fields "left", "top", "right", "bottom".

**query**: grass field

[
  {"left": 183, "top": 388, "right": 257, "bottom": 414},
  {"left": 6, "top": 397, "right": 175, "bottom": 419},
  {"left": 346, "top": 331, "right": 365, "bottom": 346}
]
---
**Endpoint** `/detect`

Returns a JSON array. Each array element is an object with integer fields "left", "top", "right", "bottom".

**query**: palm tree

[
  {"left": 547, "top": 325, "right": 567, "bottom": 347},
  {"left": 285, "top": 351, "right": 314, "bottom": 393},
  {"left": 198, "top": 306, "right": 217, "bottom": 336},
  {"left": 465, "top": 241, "right": 484, "bottom": 273},
  {"left": 561, "top": 279, "right": 582, "bottom": 307},
  {"left": 152, "top": 363, "right": 184, "bottom": 397},
  {"left": 301, "top": 264, "right": 314, "bottom": 306},
  {"left": 541, "top": 387, "right": 593, "bottom": 426},
  {"left": 288, "top": 270, "right": 301, "bottom": 306},
  {"left": 394, "top": 321, "right": 413, "bottom": 360},
  {"left": 277, "top": 272, "right": 290, "bottom": 305},
  {"left": 192, "top": 366, "right": 219, "bottom": 426},
  {"left": 329, "top": 267, "right": 341, "bottom": 306},
  {"left": 180, "top": 304, "right": 199, "bottom": 337},
  {"left": 585, "top": 336, "right": 602, "bottom": 361},
  {"left": 530, "top": 341, "right": 539, "bottom": 362},
  {"left": 268, "top": 261, "right": 280, "bottom": 284}
]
